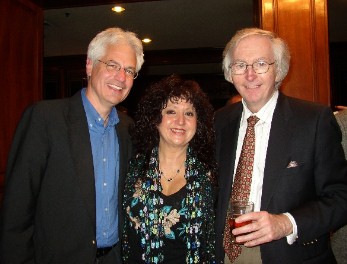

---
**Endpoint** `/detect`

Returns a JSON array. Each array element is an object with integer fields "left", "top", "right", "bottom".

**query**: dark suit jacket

[
  {"left": 0, "top": 91, "right": 133, "bottom": 263},
  {"left": 214, "top": 93, "right": 347, "bottom": 264}
]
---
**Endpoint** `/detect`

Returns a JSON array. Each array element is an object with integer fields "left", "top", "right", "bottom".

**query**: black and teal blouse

[{"left": 122, "top": 147, "right": 216, "bottom": 263}]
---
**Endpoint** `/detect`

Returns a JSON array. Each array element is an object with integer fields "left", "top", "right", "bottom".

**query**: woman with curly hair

[{"left": 122, "top": 74, "right": 217, "bottom": 263}]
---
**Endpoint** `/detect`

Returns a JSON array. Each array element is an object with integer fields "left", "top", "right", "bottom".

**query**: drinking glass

[{"left": 227, "top": 200, "right": 254, "bottom": 244}]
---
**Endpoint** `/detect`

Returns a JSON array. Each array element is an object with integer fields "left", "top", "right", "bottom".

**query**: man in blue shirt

[{"left": 0, "top": 27, "right": 144, "bottom": 264}]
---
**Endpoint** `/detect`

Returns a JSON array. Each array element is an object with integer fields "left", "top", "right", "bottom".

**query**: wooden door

[{"left": 257, "top": 0, "right": 330, "bottom": 105}]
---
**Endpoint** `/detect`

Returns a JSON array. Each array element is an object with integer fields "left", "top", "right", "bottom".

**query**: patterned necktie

[{"left": 223, "top": 115, "right": 259, "bottom": 263}]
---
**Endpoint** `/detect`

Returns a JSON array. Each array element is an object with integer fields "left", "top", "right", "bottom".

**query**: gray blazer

[
  {"left": 0, "top": 91, "right": 133, "bottom": 264},
  {"left": 332, "top": 109, "right": 347, "bottom": 264},
  {"left": 214, "top": 93, "right": 347, "bottom": 263},
  {"left": 335, "top": 110, "right": 347, "bottom": 159}
]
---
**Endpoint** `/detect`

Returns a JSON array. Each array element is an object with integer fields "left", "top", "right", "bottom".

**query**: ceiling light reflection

[
  {"left": 111, "top": 6, "right": 125, "bottom": 13},
  {"left": 142, "top": 38, "right": 152, "bottom": 44}
]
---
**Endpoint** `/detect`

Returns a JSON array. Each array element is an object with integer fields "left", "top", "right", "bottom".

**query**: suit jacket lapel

[
  {"left": 115, "top": 111, "right": 133, "bottom": 232},
  {"left": 68, "top": 92, "right": 96, "bottom": 227},
  {"left": 261, "top": 93, "right": 296, "bottom": 210},
  {"left": 116, "top": 115, "right": 128, "bottom": 190},
  {"left": 217, "top": 104, "right": 242, "bottom": 222},
  {"left": 220, "top": 118, "right": 240, "bottom": 200},
  {"left": 116, "top": 118, "right": 126, "bottom": 209}
]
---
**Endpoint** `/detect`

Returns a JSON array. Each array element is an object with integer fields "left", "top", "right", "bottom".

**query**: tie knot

[{"left": 247, "top": 115, "right": 259, "bottom": 127}]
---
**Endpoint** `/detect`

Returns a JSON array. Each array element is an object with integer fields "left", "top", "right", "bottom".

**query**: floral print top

[{"left": 122, "top": 147, "right": 216, "bottom": 263}]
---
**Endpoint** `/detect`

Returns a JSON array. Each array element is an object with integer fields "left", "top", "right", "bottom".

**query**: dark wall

[
  {"left": 330, "top": 42, "right": 347, "bottom": 109},
  {"left": 43, "top": 48, "right": 236, "bottom": 117},
  {"left": 44, "top": 41, "right": 347, "bottom": 116}
]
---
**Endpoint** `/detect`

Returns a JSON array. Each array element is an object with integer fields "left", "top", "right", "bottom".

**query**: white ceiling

[{"left": 43, "top": 0, "right": 254, "bottom": 57}]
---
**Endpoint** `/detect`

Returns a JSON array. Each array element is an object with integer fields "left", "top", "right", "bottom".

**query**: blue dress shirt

[{"left": 81, "top": 89, "right": 119, "bottom": 248}]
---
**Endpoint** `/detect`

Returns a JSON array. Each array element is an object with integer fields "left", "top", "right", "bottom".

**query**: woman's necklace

[{"left": 159, "top": 159, "right": 185, "bottom": 182}]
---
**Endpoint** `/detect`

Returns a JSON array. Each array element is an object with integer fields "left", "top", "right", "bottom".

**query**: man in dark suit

[
  {"left": 215, "top": 28, "right": 347, "bottom": 263},
  {"left": 0, "top": 27, "right": 144, "bottom": 264}
]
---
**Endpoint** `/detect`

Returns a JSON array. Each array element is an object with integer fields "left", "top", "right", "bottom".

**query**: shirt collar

[
  {"left": 81, "top": 88, "right": 119, "bottom": 128},
  {"left": 241, "top": 90, "right": 278, "bottom": 125}
]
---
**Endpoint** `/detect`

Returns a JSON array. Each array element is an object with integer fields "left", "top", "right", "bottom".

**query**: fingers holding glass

[{"left": 227, "top": 200, "right": 254, "bottom": 244}]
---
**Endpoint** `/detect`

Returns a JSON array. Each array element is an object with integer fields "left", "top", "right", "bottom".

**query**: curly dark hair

[{"left": 131, "top": 74, "right": 216, "bottom": 177}]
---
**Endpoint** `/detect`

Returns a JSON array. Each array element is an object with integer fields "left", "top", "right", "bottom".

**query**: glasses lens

[
  {"left": 124, "top": 68, "right": 135, "bottom": 77},
  {"left": 253, "top": 61, "right": 269, "bottom": 74},
  {"left": 106, "top": 62, "right": 121, "bottom": 73},
  {"left": 105, "top": 61, "right": 137, "bottom": 79},
  {"left": 231, "top": 63, "right": 246, "bottom": 75}
]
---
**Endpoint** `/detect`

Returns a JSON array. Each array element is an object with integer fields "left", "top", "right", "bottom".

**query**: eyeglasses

[
  {"left": 98, "top": 60, "right": 138, "bottom": 79},
  {"left": 229, "top": 61, "right": 275, "bottom": 75}
]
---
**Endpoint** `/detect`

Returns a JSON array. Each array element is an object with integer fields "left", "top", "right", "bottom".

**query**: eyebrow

[
  {"left": 234, "top": 57, "right": 270, "bottom": 63},
  {"left": 105, "top": 60, "right": 136, "bottom": 70}
]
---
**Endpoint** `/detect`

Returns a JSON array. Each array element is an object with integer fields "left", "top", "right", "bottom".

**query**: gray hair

[
  {"left": 87, "top": 27, "right": 144, "bottom": 72},
  {"left": 222, "top": 28, "right": 290, "bottom": 89}
]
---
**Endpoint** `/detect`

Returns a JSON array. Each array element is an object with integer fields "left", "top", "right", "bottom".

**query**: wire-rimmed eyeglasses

[
  {"left": 229, "top": 61, "right": 276, "bottom": 75},
  {"left": 98, "top": 60, "right": 138, "bottom": 79}
]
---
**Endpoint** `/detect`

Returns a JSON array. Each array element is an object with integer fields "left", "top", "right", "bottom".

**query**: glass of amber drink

[{"left": 228, "top": 200, "right": 254, "bottom": 244}]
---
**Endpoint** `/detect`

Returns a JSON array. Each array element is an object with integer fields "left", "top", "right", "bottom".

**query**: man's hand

[
  {"left": 232, "top": 211, "right": 293, "bottom": 247},
  {"left": 336, "top": 105, "right": 347, "bottom": 111}
]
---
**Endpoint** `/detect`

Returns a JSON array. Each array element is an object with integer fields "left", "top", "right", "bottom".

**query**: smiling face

[
  {"left": 157, "top": 98, "right": 197, "bottom": 150},
  {"left": 85, "top": 43, "right": 137, "bottom": 113},
  {"left": 230, "top": 35, "right": 277, "bottom": 113}
]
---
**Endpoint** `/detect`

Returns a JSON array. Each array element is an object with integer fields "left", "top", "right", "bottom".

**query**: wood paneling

[
  {"left": 259, "top": 0, "right": 330, "bottom": 105},
  {"left": 0, "top": 0, "right": 43, "bottom": 206}
]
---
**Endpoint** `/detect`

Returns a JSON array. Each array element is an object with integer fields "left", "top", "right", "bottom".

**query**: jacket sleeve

[
  {"left": 1, "top": 104, "right": 49, "bottom": 264},
  {"left": 290, "top": 106, "right": 347, "bottom": 242}
]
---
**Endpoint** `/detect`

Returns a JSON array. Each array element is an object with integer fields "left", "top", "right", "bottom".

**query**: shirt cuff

[{"left": 283, "top": 212, "right": 298, "bottom": 245}]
